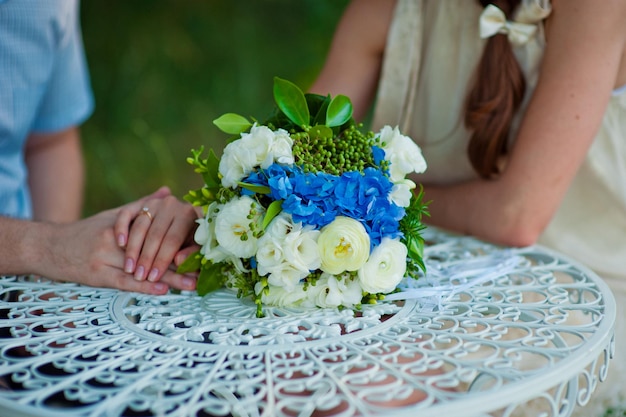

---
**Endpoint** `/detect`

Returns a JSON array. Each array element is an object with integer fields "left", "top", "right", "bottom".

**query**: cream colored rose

[
  {"left": 318, "top": 217, "right": 370, "bottom": 275},
  {"left": 358, "top": 237, "right": 407, "bottom": 294}
]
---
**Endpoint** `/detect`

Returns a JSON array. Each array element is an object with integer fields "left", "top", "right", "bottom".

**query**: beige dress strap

[{"left": 372, "top": 0, "right": 424, "bottom": 132}]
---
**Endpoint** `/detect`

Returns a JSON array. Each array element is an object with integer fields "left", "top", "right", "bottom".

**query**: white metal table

[{"left": 0, "top": 227, "right": 615, "bottom": 417}]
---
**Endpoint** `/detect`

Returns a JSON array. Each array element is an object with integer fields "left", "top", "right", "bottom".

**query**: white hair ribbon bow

[{"left": 479, "top": 4, "right": 538, "bottom": 46}]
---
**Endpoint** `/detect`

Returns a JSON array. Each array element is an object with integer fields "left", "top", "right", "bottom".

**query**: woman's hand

[{"left": 114, "top": 191, "right": 201, "bottom": 283}]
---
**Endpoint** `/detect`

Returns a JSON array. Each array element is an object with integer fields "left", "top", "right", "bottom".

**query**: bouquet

[{"left": 179, "top": 77, "right": 429, "bottom": 317}]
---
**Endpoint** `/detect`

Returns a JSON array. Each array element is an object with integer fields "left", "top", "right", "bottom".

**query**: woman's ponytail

[{"left": 465, "top": 0, "right": 525, "bottom": 178}]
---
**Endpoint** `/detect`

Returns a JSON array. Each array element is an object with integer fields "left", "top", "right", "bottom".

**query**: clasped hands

[{"left": 45, "top": 186, "right": 200, "bottom": 295}]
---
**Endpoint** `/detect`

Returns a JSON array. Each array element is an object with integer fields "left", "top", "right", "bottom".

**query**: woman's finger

[
  {"left": 133, "top": 196, "right": 195, "bottom": 282},
  {"left": 115, "top": 271, "right": 170, "bottom": 295},
  {"left": 145, "top": 205, "right": 199, "bottom": 282},
  {"left": 81, "top": 264, "right": 170, "bottom": 295},
  {"left": 113, "top": 186, "right": 172, "bottom": 249},
  {"left": 125, "top": 206, "right": 155, "bottom": 278},
  {"left": 114, "top": 206, "right": 135, "bottom": 248},
  {"left": 136, "top": 210, "right": 175, "bottom": 282},
  {"left": 160, "top": 269, "right": 196, "bottom": 292}
]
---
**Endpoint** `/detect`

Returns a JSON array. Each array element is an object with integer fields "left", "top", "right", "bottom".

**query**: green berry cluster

[{"left": 291, "top": 124, "right": 378, "bottom": 175}]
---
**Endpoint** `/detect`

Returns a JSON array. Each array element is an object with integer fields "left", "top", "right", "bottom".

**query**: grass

[{"left": 80, "top": 1, "right": 349, "bottom": 215}]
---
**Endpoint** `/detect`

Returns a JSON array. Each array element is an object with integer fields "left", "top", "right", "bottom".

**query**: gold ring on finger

[{"left": 140, "top": 206, "right": 153, "bottom": 222}]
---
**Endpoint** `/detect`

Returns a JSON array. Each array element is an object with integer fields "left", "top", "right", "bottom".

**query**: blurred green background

[{"left": 80, "top": 1, "right": 349, "bottom": 216}]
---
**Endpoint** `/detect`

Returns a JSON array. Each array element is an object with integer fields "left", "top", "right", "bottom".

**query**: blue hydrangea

[
  {"left": 242, "top": 161, "right": 404, "bottom": 249},
  {"left": 372, "top": 145, "right": 386, "bottom": 167}
]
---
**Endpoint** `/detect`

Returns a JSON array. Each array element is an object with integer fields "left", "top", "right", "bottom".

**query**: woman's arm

[
  {"left": 25, "top": 126, "right": 85, "bottom": 222},
  {"left": 309, "top": 0, "right": 396, "bottom": 121},
  {"left": 424, "top": 0, "right": 626, "bottom": 247}
]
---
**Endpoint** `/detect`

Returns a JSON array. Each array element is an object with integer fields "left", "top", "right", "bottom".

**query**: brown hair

[{"left": 465, "top": 0, "right": 525, "bottom": 178}]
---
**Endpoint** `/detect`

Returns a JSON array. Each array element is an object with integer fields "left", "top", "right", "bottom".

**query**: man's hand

[{"left": 3, "top": 187, "right": 196, "bottom": 294}]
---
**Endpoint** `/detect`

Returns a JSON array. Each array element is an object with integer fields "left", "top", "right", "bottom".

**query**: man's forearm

[
  {"left": 25, "top": 127, "right": 85, "bottom": 223},
  {"left": 0, "top": 217, "right": 54, "bottom": 276}
]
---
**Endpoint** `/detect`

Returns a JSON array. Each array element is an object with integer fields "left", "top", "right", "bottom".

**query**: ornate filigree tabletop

[{"left": 0, "top": 228, "right": 615, "bottom": 417}]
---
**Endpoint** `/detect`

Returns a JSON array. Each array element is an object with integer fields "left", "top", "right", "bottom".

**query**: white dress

[{"left": 373, "top": 1, "right": 626, "bottom": 415}]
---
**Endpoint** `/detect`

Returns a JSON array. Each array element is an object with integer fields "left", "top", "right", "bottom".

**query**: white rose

[
  {"left": 203, "top": 241, "right": 232, "bottom": 264},
  {"left": 195, "top": 203, "right": 230, "bottom": 264},
  {"left": 358, "top": 237, "right": 407, "bottom": 294},
  {"left": 389, "top": 179, "right": 416, "bottom": 208},
  {"left": 305, "top": 275, "right": 333, "bottom": 308},
  {"left": 219, "top": 141, "right": 257, "bottom": 188},
  {"left": 241, "top": 124, "right": 275, "bottom": 169},
  {"left": 256, "top": 282, "right": 309, "bottom": 307},
  {"left": 266, "top": 263, "right": 308, "bottom": 291},
  {"left": 327, "top": 274, "right": 363, "bottom": 307},
  {"left": 306, "top": 273, "right": 362, "bottom": 308},
  {"left": 256, "top": 212, "right": 303, "bottom": 276},
  {"left": 318, "top": 216, "right": 370, "bottom": 275},
  {"left": 194, "top": 217, "right": 210, "bottom": 247},
  {"left": 214, "top": 196, "right": 264, "bottom": 258},
  {"left": 256, "top": 234, "right": 285, "bottom": 276},
  {"left": 265, "top": 212, "right": 300, "bottom": 240},
  {"left": 378, "top": 125, "right": 427, "bottom": 182},
  {"left": 259, "top": 212, "right": 320, "bottom": 274},
  {"left": 271, "top": 128, "right": 295, "bottom": 165},
  {"left": 283, "top": 228, "right": 321, "bottom": 273}
]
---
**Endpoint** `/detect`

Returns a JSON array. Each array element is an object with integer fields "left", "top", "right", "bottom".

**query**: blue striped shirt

[{"left": 0, "top": 0, "right": 94, "bottom": 218}]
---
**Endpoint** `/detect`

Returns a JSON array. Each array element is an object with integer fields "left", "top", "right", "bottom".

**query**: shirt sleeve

[{"left": 31, "top": 3, "right": 94, "bottom": 133}]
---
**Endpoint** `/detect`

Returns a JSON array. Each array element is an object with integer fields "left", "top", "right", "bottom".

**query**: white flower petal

[
  {"left": 389, "top": 179, "right": 416, "bottom": 208},
  {"left": 214, "top": 196, "right": 264, "bottom": 258},
  {"left": 378, "top": 125, "right": 427, "bottom": 182},
  {"left": 358, "top": 237, "right": 407, "bottom": 294}
]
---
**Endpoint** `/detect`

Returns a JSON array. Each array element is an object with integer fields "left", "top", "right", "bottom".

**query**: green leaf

[
  {"left": 213, "top": 113, "right": 252, "bottom": 134},
  {"left": 203, "top": 149, "right": 221, "bottom": 188},
  {"left": 273, "top": 77, "right": 309, "bottom": 127},
  {"left": 183, "top": 186, "right": 220, "bottom": 207},
  {"left": 186, "top": 147, "right": 221, "bottom": 190},
  {"left": 406, "top": 235, "right": 425, "bottom": 264},
  {"left": 326, "top": 94, "right": 353, "bottom": 127},
  {"left": 238, "top": 182, "right": 270, "bottom": 195},
  {"left": 196, "top": 263, "right": 226, "bottom": 296},
  {"left": 307, "top": 93, "right": 331, "bottom": 126},
  {"left": 176, "top": 251, "right": 202, "bottom": 274},
  {"left": 399, "top": 184, "right": 430, "bottom": 274},
  {"left": 262, "top": 200, "right": 283, "bottom": 230}
]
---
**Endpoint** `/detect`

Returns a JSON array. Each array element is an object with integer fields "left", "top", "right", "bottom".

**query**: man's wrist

[{"left": 8, "top": 219, "right": 56, "bottom": 276}]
